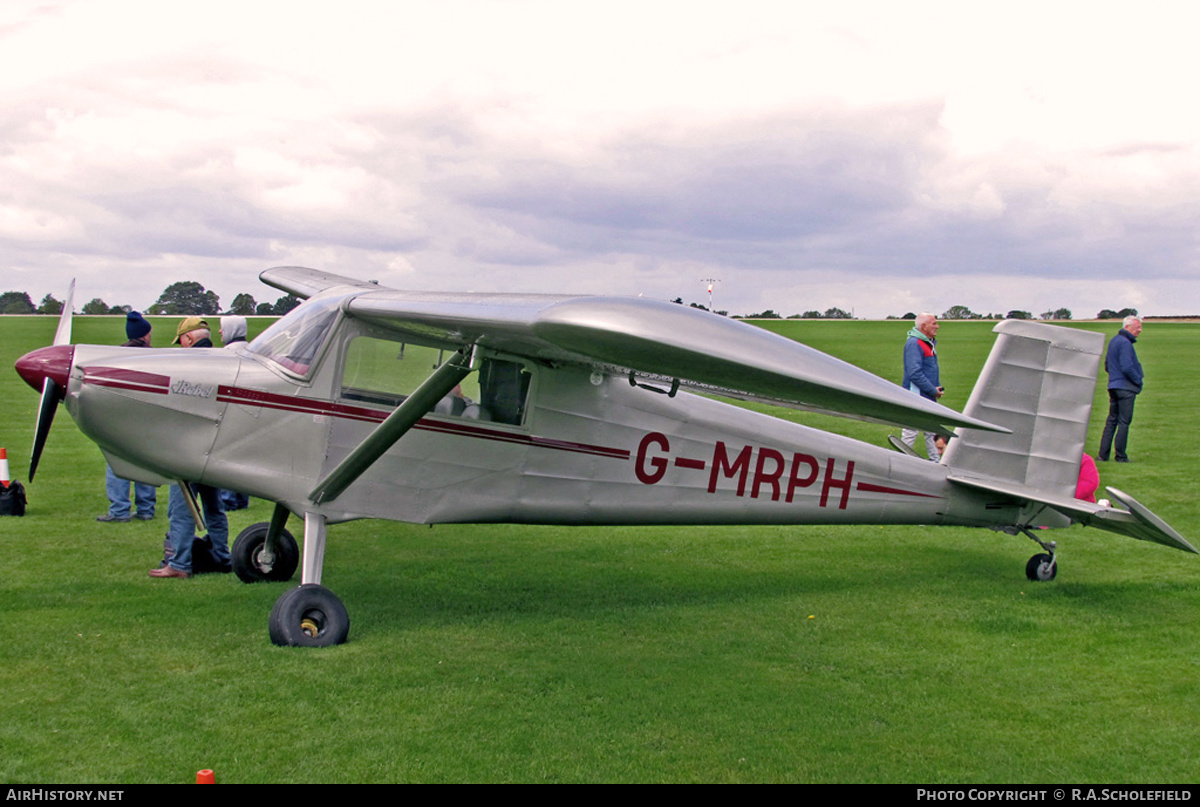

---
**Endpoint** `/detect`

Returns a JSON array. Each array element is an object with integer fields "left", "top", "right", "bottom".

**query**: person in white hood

[{"left": 220, "top": 315, "right": 248, "bottom": 349}]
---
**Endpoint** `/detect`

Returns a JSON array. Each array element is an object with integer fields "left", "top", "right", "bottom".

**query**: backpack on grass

[{"left": 0, "top": 481, "right": 27, "bottom": 516}]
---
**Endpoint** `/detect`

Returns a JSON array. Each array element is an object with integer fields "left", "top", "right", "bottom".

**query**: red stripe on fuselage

[
  {"left": 215, "top": 385, "right": 630, "bottom": 460},
  {"left": 81, "top": 366, "right": 170, "bottom": 395},
  {"left": 856, "top": 481, "right": 941, "bottom": 499}
]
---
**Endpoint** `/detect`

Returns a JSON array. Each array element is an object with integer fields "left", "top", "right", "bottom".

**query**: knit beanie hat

[{"left": 126, "top": 311, "right": 152, "bottom": 340}]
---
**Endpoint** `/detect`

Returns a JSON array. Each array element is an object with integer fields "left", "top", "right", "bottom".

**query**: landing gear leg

[
  {"left": 300, "top": 510, "right": 327, "bottom": 586},
  {"left": 268, "top": 511, "right": 350, "bottom": 647},
  {"left": 1022, "top": 529, "right": 1058, "bottom": 582}
]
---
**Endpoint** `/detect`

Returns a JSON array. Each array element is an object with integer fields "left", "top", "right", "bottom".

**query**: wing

[{"left": 259, "top": 266, "right": 1006, "bottom": 435}]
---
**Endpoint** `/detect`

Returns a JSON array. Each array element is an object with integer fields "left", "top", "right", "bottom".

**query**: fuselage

[{"left": 20, "top": 330, "right": 1016, "bottom": 531}]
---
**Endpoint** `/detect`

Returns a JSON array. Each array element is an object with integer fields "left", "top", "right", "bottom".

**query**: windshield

[{"left": 247, "top": 292, "right": 347, "bottom": 376}]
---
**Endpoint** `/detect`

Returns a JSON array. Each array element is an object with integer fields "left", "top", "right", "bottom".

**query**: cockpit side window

[
  {"left": 340, "top": 336, "right": 440, "bottom": 408},
  {"left": 246, "top": 293, "right": 344, "bottom": 377},
  {"left": 339, "top": 332, "right": 530, "bottom": 426}
]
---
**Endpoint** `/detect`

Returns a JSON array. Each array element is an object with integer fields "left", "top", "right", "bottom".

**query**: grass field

[{"left": 1, "top": 314, "right": 1198, "bottom": 783}]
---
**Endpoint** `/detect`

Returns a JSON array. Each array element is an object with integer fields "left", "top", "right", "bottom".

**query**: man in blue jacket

[
  {"left": 97, "top": 311, "right": 158, "bottom": 522},
  {"left": 901, "top": 313, "right": 945, "bottom": 460},
  {"left": 1098, "top": 316, "right": 1144, "bottom": 463}
]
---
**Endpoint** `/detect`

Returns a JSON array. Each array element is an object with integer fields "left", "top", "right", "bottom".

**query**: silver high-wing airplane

[{"left": 15, "top": 267, "right": 1195, "bottom": 647}]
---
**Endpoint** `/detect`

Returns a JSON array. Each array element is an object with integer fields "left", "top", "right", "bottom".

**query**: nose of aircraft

[{"left": 15, "top": 345, "right": 75, "bottom": 397}]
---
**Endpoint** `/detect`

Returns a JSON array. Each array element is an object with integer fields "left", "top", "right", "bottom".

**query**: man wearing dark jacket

[
  {"left": 1098, "top": 316, "right": 1144, "bottom": 463},
  {"left": 97, "top": 312, "right": 158, "bottom": 522}
]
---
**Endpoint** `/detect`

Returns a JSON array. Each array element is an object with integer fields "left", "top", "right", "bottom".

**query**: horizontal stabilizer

[
  {"left": 1103, "top": 487, "right": 1198, "bottom": 554},
  {"left": 887, "top": 434, "right": 922, "bottom": 458},
  {"left": 948, "top": 473, "right": 1197, "bottom": 554},
  {"left": 260, "top": 266, "right": 383, "bottom": 300}
]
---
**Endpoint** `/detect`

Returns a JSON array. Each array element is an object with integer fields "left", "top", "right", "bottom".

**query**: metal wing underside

[{"left": 260, "top": 266, "right": 1006, "bottom": 435}]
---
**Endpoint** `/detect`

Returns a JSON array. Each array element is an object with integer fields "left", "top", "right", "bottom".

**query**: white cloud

[{"left": 1, "top": 0, "right": 1198, "bottom": 317}]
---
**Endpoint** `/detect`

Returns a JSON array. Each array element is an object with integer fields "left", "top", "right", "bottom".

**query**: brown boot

[{"left": 148, "top": 566, "right": 190, "bottom": 579}]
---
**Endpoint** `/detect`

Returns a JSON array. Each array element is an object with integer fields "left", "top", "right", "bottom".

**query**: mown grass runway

[{"left": 1, "top": 315, "right": 1197, "bottom": 783}]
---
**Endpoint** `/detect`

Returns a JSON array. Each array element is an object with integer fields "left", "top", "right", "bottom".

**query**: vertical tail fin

[{"left": 941, "top": 320, "right": 1104, "bottom": 497}]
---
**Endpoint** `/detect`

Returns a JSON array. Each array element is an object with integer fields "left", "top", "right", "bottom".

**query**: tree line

[
  {"left": 774, "top": 305, "right": 1140, "bottom": 321},
  {"left": 672, "top": 299, "right": 853, "bottom": 319},
  {"left": 0, "top": 281, "right": 300, "bottom": 317},
  {"left": 2, "top": 283, "right": 1147, "bottom": 322},
  {"left": 914, "top": 305, "right": 1140, "bottom": 322},
  {"left": 672, "top": 298, "right": 1140, "bottom": 321}
]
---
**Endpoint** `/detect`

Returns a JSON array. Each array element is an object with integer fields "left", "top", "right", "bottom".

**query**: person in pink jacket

[{"left": 1076, "top": 454, "right": 1099, "bottom": 503}]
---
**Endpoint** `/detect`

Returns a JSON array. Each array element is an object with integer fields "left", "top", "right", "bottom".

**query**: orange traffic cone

[
  {"left": 196, "top": 769, "right": 215, "bottom": 784},
  {"left": 0, "top": 448, "right": 10, "bottom": 488}
]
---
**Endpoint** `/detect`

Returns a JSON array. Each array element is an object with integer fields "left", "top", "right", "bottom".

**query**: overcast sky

[{"left": 3, "top": 0, "right": 1198, "bottom": 319}]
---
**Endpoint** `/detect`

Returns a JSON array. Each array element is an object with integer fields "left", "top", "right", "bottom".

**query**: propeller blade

[
  {"left": 21, "top": 280, "right": 76, "bottom": 482},
  {"left": 53, "top": 279, "right": 75, "bottom": 346},
  {"left": 29, "top": 378, "right": 60, "bottom": 481}
]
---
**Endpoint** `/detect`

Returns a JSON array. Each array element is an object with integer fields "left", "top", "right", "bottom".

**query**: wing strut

[
  {"left": 176, "top": 479, "right": 207, "bottom": 534},
  {"left": 308, "top": 347, "right": 476, "bottom": 505}
]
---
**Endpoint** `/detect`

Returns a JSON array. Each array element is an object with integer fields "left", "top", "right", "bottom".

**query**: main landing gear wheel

[
  {"left": 1025, "top": 553, "right": 1058, "bottom": 581},
  {"left": 269, "top": 584, "right": 350, "bottom": 647},
  {"left": 231, "top": 522, "right": 299, "bottom": 583}
]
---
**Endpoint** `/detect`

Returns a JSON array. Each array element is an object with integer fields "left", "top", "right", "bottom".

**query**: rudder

[{"left": 940, "top": 320, "right": 1104, "bottom": 498}]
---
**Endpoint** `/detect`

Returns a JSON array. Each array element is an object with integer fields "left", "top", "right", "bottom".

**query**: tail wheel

[
  {"left": 1025, "top": 553, "right": 1057, "bottom": 582},
  {"left": 269, "top": 584, "right": 350, "bottom": 647}
]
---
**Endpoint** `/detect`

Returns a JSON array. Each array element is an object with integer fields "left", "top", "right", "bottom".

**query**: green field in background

[{"left": 1, "top": 314, "right": 1196, "bottom": 783}]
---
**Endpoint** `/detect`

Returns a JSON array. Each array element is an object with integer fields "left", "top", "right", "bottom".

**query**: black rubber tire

[
  {"left": 1025, "top": 553, "right": 1058, "bottom": 582},
  {"left": 231, "top": 522, "right": 299, "bottom": 584},
  {"left": 268, "top": 584, "right": 350, "bottom": 647}
]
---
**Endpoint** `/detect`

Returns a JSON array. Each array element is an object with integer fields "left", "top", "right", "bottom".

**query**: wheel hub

[
  {"left": 300, "top": 610, "right": 325, "bottom": 638},
  {"left": 252, "top": 544, "right": 274, "bottom": 573}
]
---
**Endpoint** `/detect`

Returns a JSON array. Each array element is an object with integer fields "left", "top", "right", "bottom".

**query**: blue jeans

[
  {"left": 166, "top": 483, "right": 230, "bottom": 573},
  {"left": 218, "top": 489, "right": 250, "bottom": 511},
  {"left": 1099, "top": 388, "right": 1138, "bottom": 461},
  {"left": 105, "top": 465, "right": 157, "bottom": 518}
]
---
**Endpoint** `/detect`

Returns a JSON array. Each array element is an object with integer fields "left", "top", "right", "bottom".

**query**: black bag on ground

[
  {"left": 0, "top": 481, "right": 27, "bottom": 516},
  {"left": 191, "top": 534, "right": 230, "bottom": 574}
]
